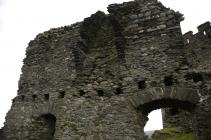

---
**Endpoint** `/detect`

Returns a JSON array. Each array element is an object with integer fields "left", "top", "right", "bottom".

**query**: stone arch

[
  {"left": 29, "top": 113, "right": 56, "bottom": 140},
  {"left": 130, "top": 87, "right": 200, "bottom": 110},
  {"left": 140, "top": 98, "right": 196, "bottom": 115},
  {"left": 129, "top": 87, "right": 200, "bottom": 137},
  {"left": 34, "top": 102, "right": 57, "bottom": 117},
  {"left": 28, "top": 102, "right": 58, "bottom": 140}
]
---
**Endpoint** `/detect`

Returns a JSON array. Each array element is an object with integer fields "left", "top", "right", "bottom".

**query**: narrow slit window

[
  {"left": 187, "top": 39, "right": 190, "bottom": 44},
  {"left": 32, "top": 95, "right": 37, "bottom": 101},
  {"left": 21, "top": 95, "right": 25, "bottom": 101}
]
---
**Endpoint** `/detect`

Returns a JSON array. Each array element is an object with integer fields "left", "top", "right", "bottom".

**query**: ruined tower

[{"left": 1, "top": 0, "right": 211, "bottom": 140}]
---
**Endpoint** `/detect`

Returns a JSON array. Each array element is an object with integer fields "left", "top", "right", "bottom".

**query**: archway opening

[
  {"left": 140, "top": 99, "right": 196, "bottom": 139},
  {"left": 144, "top": 109, "right": 163, "bottom": 132},
  {"left": 30, "top": 114, "right": 56, "bottom": 140}
]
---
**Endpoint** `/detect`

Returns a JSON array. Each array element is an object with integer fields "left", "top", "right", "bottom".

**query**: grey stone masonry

[
  {"left": 0, "top": 128, "right": 4, "bottom": 139},
  {"left": 1, "top": 0, "right": 211, "bottom": 140},
  {"left": 163, "top": 21, "right": 211, "bottom": 140}
]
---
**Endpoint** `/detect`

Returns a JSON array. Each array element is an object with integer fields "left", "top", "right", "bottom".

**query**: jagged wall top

[
  {"left": 183, "top": 21, "right": 211, "bottom": 71},
  {"left": 17, "top": 0, "right": 185, "bottom": 102},
  {"left": 184, "top": 21, "right": 211, "bottom": 40},
  {"left": 2, "top": 1, "right": 211, "bottom": 140}
]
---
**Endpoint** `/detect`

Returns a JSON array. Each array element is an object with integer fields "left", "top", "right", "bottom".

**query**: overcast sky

[{"left": 0, "top": 0, "right": 210, "bottom": 130}]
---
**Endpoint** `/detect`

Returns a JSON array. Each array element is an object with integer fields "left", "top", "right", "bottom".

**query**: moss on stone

[{"left": 149, "top": 128, "right": 196, "bottom": 140}]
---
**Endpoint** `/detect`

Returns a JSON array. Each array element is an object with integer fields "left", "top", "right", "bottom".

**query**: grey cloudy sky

[{"left": 0, "top": 0, "right": 210, "bottom": 130}]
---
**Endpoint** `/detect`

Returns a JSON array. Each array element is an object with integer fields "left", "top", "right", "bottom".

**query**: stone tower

[{"left": 1, "top": 0, "right": 211, "bottom": 140}]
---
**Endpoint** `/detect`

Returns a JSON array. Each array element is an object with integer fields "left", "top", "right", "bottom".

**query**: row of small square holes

[
  {"left": 79, "top": 88, "right": 123, "bottom": 97},
  {"left": 138, "top": 74, "right": 204, "bottom": 90},
  {"left": 21, "top": 91, "right": 66, "bottom": 101},
  {"left": 20, "top": 88, "right": 123, "bottom": 101},
  {"left": 137, "top": 76, "right": 174, "bottom": 89},
  {"left": 20, "top": 76, "right": 181, "bottom": 101}
]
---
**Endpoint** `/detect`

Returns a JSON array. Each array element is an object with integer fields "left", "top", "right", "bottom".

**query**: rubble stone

[{"left": 1, "top": 0, "right": 211, "bottom": 140}]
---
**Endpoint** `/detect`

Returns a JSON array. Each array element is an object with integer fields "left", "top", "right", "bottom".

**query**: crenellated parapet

[
  {"left": 184, "top": 21, "right": 211, "bottom": 44},
  {"left": 197, "top": 21, "right": 211, "bottom": 36},
  {"left": 183, "top": 21, "right": 211, "bottom": 71},
  {"left": 162, "top": 21, "right": 211, "bottom": 137}
]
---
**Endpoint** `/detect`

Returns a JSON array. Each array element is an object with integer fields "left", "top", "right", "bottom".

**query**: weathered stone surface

[
  {"left": 0, "top": 128, "right": 4, "bottom": 140},
  {"left": 149, "top": 128, "right": 196, "bottom": 140},
  {"left": 1, "top": 0, "right": 211, "bottom": 140},
  {"left": 163, "top": 21, "right": 211, "bottom": 140}
]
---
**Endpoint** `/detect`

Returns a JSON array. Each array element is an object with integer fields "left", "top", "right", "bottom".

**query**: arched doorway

[
  {"left": 130, "top": 87, "right": 200, "bottom": 139},
  {"left": 30, "top": 114, "right": 56, "bottom": 140},
  {"left": 141, "top": 99, "right": 196, "bottom": 139}
]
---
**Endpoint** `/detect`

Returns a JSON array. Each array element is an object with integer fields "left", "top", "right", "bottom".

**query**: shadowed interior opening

[
  {"left": 59, "top": 91, "right": 65, "bottom": 98},
  {"left": 142, "top": 98, "right": 196, "bottom": 138},
  {"left": 140, "top": 99, "right": 195, "bottom": 115},
  {"left": 138, "top": 80, "right": 146, "bottom": 89},
  {"left": 30, "top": 114, "right": 56, "bottom": 140},
  {"left": 192, "top": 73, "right": 203, "bottom": 83},
  {"left": 170, "top": 108, "right": 179, "bottom": 116},
  {"left": 79, "top": 90, "right": 86, "bottom": 96},
  {"left": 44, "top": 94, "right": 49, "bottom": 101},
  {"left": 164, "top": 76, "right": 173, "bottom": 86},
  {"left": 21, "top": 95, "right": 25, "bottom": 101},
  {"left": 115, "top": 87, "right": 123, "bottom": 95},
  {"left": 32, "top": 95, "right": 37, "bottom": 101},
  {"left": 97, "top": 90, "right": 104, "bottom": 96},
  {"left": 184, "top": 73, "right": 203, "bottom": 82}
]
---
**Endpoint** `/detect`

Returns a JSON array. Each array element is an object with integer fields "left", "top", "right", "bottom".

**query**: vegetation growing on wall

[{"left": 149, "top": 128, "right": 196, "bottom": 140}]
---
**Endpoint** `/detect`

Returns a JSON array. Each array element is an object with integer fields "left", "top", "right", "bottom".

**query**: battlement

[
  {"left": 197, "top": 21, "right": 211, "bottom": 33},
  {"left": 183, "top": 21, "right": 211, "bottom": 72},
  {"left": 183, "top": 21, "right": 211, "bottom": 44}
]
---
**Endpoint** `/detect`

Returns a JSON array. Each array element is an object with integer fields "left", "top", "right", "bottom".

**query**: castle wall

[
  {"left": 184, "top": 22, "right": 211, "bottom": 70},
  {"left": 185, "top": 23, "right": 211, "bottom": 139},
  {"left": 108, "top": 0, "right": 185, "bottom": 88},
  {"left": 162, "top": 108, "right": 194, "bottom": 132},
  {"left": 162, "top": 21, "right": 211, "bottom": 139},
  {"left": 2, "top": 0, "right": 211, "bottom": 140},
  {"left": 0, "top": 128, "right": 3, "bottom": 139},
  {"left": 195, "top": 97, "right": 211, "bottom": 139},
  {"left": 4, "top": 96, "right": 146, "bottom": 139}
]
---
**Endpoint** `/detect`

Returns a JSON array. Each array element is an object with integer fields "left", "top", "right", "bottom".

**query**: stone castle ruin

[{"left": 1, "top": 0, "right": 211, "bottom": 139}]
